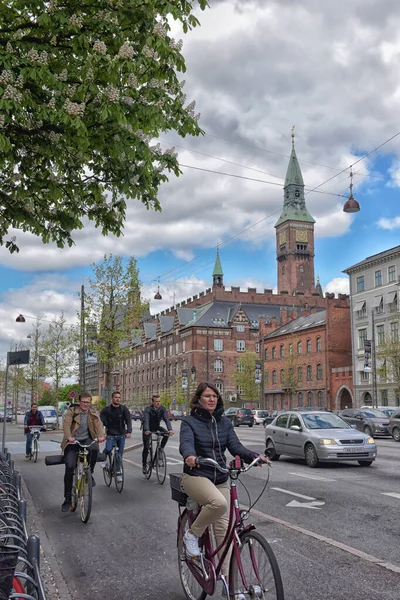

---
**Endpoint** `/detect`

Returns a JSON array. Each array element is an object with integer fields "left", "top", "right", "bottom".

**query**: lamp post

[{"left": 2, "top": 350, "right": 30, "bottom": 452}]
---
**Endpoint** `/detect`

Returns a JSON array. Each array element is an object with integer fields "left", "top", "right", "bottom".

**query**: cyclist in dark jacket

[
  {"left": 179, "top": 382, "right": 269, "bottom": 578},
  {"left": 24, "top": 403, "right": 46, "bottom": 458},
  {"left": 142, "top": 395, "right": 173, "bottom": 474},
  {"left": 100, "top": 391, "right": 132, "bottom": 469}
]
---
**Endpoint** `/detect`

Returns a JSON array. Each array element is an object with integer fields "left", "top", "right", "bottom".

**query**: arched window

[
  {"left": 157, "top": 366, "right": 160, "bottom": 378},
  {"left": 300, "top": 265, "right": 304, "bottom": 272},
  {"left": 297, "top": 366, "right": 303, "bottom": 382},
  {"left": 236, "top": 360, "right": 243, "bottom": 373},
  {"left": 272, "top": 346, "right": 277, "bottom": 359},
  {"left": 273, "top": 394, "right": 278, "bottom": 409},
  {"left": 307, "top": 339, "right": 311, "bottom": 353},
  {"left": 298, "top": 392, "right": 303, "bottom": 405},
  {"left": 317, "top": 363, "right": 323, "bottom": 380},
  {"left": 214, "top": 359, "right": 223, "bottom": 373},
  {"left": 280, "top": 369, "right": 285, "bottom": 383},
  {"left": 289, "top": 343, "right": 293, "bottom": 355},
  {"left": 318, "top": 391, "right": 323, "bottom": 406},
  {"left": 316, "top": 337, "right": 322, "bottom": 351},
  {"left": 308, "top": 391, "right": 313, "bottom": 406},
  {"left": 307, "top": 365, "right": 312, "bottom": 381},
  {"left": 280, "top": 344, "right": 284, "bottom": 358},
  {"left": 265, "top": 348, "right": 269, "bottom": 361},
  {"left": 215, "top": 380, "right": 223, "bottom": 394},
  {"left": 272, "top": 370, "right": 277, "bottom": 384},
  {"left": 297, "top": 341, "right": 302, "bottom": 354}
]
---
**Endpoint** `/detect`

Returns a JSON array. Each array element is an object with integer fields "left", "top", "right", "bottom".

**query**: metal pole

[
  {"left": 2, "top": 359, "right": 9, "bottom": 452},
  {"left": 371, "top": 309, "right": 378, "bottom": 409},
  {"left": 80, "top": 284, "right": 86, "bottom": 392}
]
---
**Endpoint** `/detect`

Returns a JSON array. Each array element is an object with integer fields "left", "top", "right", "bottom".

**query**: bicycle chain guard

[{"left": 186, "top": 554, "right": 216, "bottom": 596}]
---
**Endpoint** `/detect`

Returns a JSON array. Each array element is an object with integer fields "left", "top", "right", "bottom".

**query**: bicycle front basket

[{"left": 169, "top": 473, "right": 188, "bottom": 506}]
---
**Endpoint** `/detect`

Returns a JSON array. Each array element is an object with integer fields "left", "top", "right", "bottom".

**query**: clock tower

[{"left": 275, "top": 131, "right": 316, "bottom": 296}]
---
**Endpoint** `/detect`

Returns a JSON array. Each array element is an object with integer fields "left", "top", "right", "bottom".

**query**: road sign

[
  {"left": 7, "top": 350, "right": 30, "bottom": 366},
  {"left": 69, "top": 391, "right": 76, "bottom": 399}
]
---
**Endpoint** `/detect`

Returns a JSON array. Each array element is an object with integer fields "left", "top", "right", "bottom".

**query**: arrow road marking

[
  {"left": 286, "top": 500, "right": 325, "bottom": 510},
  {"left": 382, "top": 492, "right": 400, "bottom": 499},
  {"left": 289, "top": 472, "right": 336, "bottom": 482},
  {"left": 272, "top": 487, "right": 316, "bottom": 501}
]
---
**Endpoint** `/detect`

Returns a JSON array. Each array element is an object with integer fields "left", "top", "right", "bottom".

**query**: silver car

[{"left": 265, "top": 410, "right": 377, "bottom": 468}]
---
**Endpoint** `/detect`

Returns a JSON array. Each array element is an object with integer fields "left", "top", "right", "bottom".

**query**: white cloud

[
  {"left": 324, "top": 277, "right": 349, "bottom": 295},
  {"left": 377, "top": 216, "right": 400, "bottom": 230}
]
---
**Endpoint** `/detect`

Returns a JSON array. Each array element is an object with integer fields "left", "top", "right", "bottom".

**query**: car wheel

[
  {"left": 265, "top": 439, "right": 280, "bottom": 461},
  {"left": 363, "top": 425, "right": 372, "bottom": 437},
  {"left": 358, "top": 461, "right": 373, "bottom": 467},
  {"left": 305, "top": 443, "right": 319, "bottom": 468},
  {"left": 392, "top": 427, "right": 400, "bottom": 442},
  {"left": 248, "top": 422, "right": 254, "bottom": 428}
]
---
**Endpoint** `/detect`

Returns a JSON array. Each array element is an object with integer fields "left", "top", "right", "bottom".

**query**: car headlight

[
  {"left": 318, "top": 439, "right": 336, "bottom": 445},
  {"left": 366, "top": 437, "right": 375, "bottom": 444}
]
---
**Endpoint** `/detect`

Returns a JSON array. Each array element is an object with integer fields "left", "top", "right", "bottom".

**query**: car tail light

[
  {"left": 389, "top": 419, "right": 391, "bottom": 425},
  {"left": 237, "top": 413, "right": 243, "bottom": 417}
]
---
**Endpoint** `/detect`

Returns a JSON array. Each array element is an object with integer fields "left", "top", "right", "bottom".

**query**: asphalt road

[{"left": 6, "top": 421, "right": 400, "bottom": 600}]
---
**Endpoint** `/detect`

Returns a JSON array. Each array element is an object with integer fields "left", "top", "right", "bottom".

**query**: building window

[
  {"left": 307, "top": 391, "right": 313, "bottom": 406},
  {"left": 163, "top": 365, "right": 166, "bottom": 377},
  {"left": 389, "top": 293, "right": 398, "bottom": 313},
  {"left": 272, "top": 346, "right": 277, "bottom": 359},
  {"left": 391, "top": 321, "right": 399, "bottom": 341},
  {"left": 237, "top": 385, "right": 244, "bottom": 396},
  {"left": 255, "top": 342, "right": 260, "bottom": 354},
  {"left": 176, "top": 343, "right": 179, "bottom": 354},
  {"left": 375, "top": 298, "right": 383, "bottom": 315},
  {"left": 307, "top": 339, "right": 311, "bottom": 353},
  {"left": 265, "top": 371, "right": 269, "bottom": 385},
  {"left": 214, "top": 359, "right": 223, "bottom": 373},
  {"left": 152, "top": 350, "right": 156, "bottom": 361},
  {"left": 236, "top": 340, "right": 246, "bottom": 352},
  {"left": 280, "top": 369, "right": 285, "bottom": 383},
  {"left": 288, "top": 343, "right": 292, "bottom": 356},
  {"left": 376, "top": 324, "right": 385, "bottom": 346},
  {"left": 317, "top": 363, "right": 323, "bottom": 380},
  {"left": 282, "top": 266, "right": 285, "bottom": 274},
  {"left": 388, "top": 265, "right": 396, "bottom": 282},
  {"left": 236, "top": 324, "right": 245, "bottom": 332},
  {"left": 381, "top": 389, "right": 388, "bottom": 406},
  {"left": 215, "top": 380, "right": 223, "bottom": 394},
  {"left": 157, "top": 348, "right": 161, "bottom": 360},
  {"left": 299, "top": 265, "right": 304, "bottom": 272},
  {"left": 297, "top": 366, "right": 303, "bottom": 382},
  {"left": 163, "top": 347, "right": 166, "bottom": 358},
  {"left": 318, "top": 391, "right": 323, "bottom": 407},
  {"left": 298, "top": 392, "right": 303, "bottom": 405},
  {"left": 265, "top": 348, "right": 269, "bottom": 361},
  {"left": 236, "top": 360, "right": 244, "bottom": 373},
  {"left": 297, "top": 341, "right": 302, "bottom": 354},
  {"left": 307, "top": 365, "right": 312, "bottom": 381},
  {"left": 272, "top": 370, "right": 277, "bottom": 384},
  {"left": 169, "top": 364, "right": 172, "bottom": 376},
  {"left": 316, "top": 337, "right": 321, "bottom": 351},
  {"left": 357, "top": 275, "right": 365, "bottom": 292},
  {"left": 360, "top": 370, "right": 370, "bottom": 382},
  {"left": 358, "top": 328, "right": 367, "bottom": 350},
  {"left": 214, "top": 339, "right": 223, "bottom": 352},
  {"left": 273, "top": 394, "right": 278, "bottom": 410},
  {"left": 280, "top": 344, "right": 284, "bottom": 358},
  {"left": 375, "top": 270, "right": 382, "bottom": 287},
  {"left": 182, "top": 340, "right": 186, "bottom": 353}
]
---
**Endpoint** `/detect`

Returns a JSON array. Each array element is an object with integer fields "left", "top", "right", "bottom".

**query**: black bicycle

[
  {"left": 103, "top": 435, "right": 125, "bottom": 493},
  {"left": 144, "top": 431, "right": 169, "bottom": 485}
]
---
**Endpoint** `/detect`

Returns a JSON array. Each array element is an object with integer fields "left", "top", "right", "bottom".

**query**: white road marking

[
  {"left": 286, "top": 499, "right": 325, "bottom": 510},
  {"left": 289, "top": 472, "right": 336, "bottom": 482},
  {"left": 382, "top": 492, "right": 400, "bottom": 499},
  {"left": 271, "top": 487, "right": 316, "bottom": 501}
]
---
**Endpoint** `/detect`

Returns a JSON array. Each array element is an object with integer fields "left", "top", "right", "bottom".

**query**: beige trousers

[{"left": 182, "top": 473, "right": 231, "bottom": 576}]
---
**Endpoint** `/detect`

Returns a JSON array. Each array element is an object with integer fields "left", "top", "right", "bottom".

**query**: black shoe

[
  {"left": 142, "top": 466, "right": 147, "bottom": 475},
  {"left": 91, "top": 476, "right": 96, "bottom": 488},
  {"left": 61, "top": 499, "right": 71, "bottom": 512}
]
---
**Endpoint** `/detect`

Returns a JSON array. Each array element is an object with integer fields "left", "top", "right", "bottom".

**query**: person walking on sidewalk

[
  {"left": 142, "top": 395, "right": 174, "bottom": 474},
  {"left": 61, "top": 393, "right": 105, "bottom": 512},
  {"left": 100, "top": 391, "right": 132, "bottom": 482},
  {"left": 24, "top": 403, "right": 46, "bottom": 458}
]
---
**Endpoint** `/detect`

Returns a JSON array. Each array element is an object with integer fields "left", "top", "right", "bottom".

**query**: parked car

[
  {"left": 130, "top": 409, "right": 143, "bottom": 421},
  {"left": 265, "top": 410, "right": 377, "bottom": 468},
  {"left": 361, "top": 405, "right": 397, "bottom": 418},
  {"left": 170, "top": 410, "right": 184, "bottom": 421},
  {"left": 224, "top": 407, "right": 255, "bottom": 427},
  {"left": 252, "top": 410, "right": 270, "bottom": 425},
  {"left": 388, "top": 409, "right": 400, "bottom": 441},
  {"left": 38, "top": 406, "right": 58, "bottom": 430},
  {"left": 341, "top": 408, "right": 390, "bottom": 437},
  {"left": 263, "top": 410, "right": 285, "bottom": 427}
]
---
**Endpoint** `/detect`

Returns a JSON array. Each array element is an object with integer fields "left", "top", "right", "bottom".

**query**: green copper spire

[
  {"left": 213, "top": 247, "right": 224, "bottom": 287},
  {"left": 275, "top": 128, "right": 315, "bottom": 227}
]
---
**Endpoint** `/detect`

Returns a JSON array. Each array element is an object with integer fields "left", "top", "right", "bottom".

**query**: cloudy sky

[{"left": 2, "top": 0, "right": 400, "bottom": 358}]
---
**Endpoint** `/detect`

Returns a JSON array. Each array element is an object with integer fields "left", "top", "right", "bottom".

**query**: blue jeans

[
  {"left": 104, "top": 437, "right": 126, "bottom": 470},
  {"left": 25, "top": 432, "right": 40, "bottom": 455}
]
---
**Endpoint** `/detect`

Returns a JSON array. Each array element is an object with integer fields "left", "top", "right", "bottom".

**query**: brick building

[{"left": 113, "top": 135, "right": 352, "bottom": 409}]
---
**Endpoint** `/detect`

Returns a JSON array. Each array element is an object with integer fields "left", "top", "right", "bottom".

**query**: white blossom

[
  {"left": 85, "top": 68, "right": 94, "bottom": 82},
  {"left": 6, "top": 42, "right": 13, "bottom": 53},
  {"left": 2, "top": 84, "right": 22, "bottom": 104},
  {"left": 169, "top": 39, "right": 183, "bottom": 51},
  {"left": 0, "top": 115, "right": 4, "bottom": 129},
  {"left": 153, "top": 22, "right": 167, "bottom": 38},
  {"left": 70, "top": 14, "right": 84, "bottom": 29},
  {"left": 50, "top": 36, "right": 57, "bottom": 46},
  {"left": 118, "top": 43, "right": 135, "bottom": 59},
  {"left": 66, "top": 84, "right": 77, "bottom": 99},
  {"left": 164, "top": 147, "right": 178, "bottom": 159},
  {"left": 48, "top": 97, "right": 56, "bottom": 109},
  {"left": 150, "top": 143, "right": 162, "bottom": 155},
  {"left": 142, "top": 46, "right": 158, "bottom": 59},
  {"left": 58, "top": 69, "right": 68, "bottom": 82},
  {"left": 125, "top": 123, "right": 133, "bottom": 133},
  {"left": 132, "top": 174, "right": 139, "bottom": 184},
  {"left": 105, "top": 85, "right": 119, "bottom": 103},
  {"left": 48, "top": 131, "right": 61, "bottom": 144},
  {"left": 122, "top": 96, "right": 133, "bottom": 106},
  {"left": 27, "top": 49, "right": 40, "bottom": 63},
  {"left": 15, "top": 75, "right": 24, "bottom": 89},
  {"left": 127, "top": 74, "right": 138, "bottom": 88},
  {"left": 93, "top": 40, "right": 107, "bottom": 55},
  {"left": 0, "top": 71, "right": 14, "bottom": 85},
  {"left": 64, "top": 99, "right": 86, "bottom": 117}
]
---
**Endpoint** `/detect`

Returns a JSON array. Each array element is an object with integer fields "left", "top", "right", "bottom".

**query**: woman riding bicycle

[{"left": 179, "top": 382, "right": 270, "bottom": 581}]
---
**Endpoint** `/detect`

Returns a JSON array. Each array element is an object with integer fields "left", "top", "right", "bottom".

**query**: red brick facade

[{"left": 276, "top": 221, "right": 315, "bottom": 296}]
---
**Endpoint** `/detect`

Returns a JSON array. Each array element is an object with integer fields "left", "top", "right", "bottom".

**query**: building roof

[
  {"left": 143, "top": 322, "right": 157, "bottom": 340},
  {"left": 343, "top": 245, "right": 400, "bottom": 273},
  {"left": 159, "top": 315, "right": 174, "bottom": 333},
  {"left": 284, "top": 141, "right": 304, "bottom": 187},
  {"left": 213, "top": 250, "right": 224, "bottom": 277},
  {"left": 264, "top": 310, "right": 327, "bottom": 339}
]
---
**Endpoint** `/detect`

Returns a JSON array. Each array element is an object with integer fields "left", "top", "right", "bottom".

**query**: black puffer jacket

[{"left": 179, "top": 402, "right": 257, "bottom": 485}]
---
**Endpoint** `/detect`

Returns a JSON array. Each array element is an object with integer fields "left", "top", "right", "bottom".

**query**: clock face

[
  {"left": 279, "top": 231, "right": 286, "bottom": 245},
  {"left": 296, "top": 229, "right": 308, "bottom": 243}
]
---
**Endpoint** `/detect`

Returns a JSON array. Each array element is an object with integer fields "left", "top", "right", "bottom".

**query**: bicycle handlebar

[
  {"left": 67, "top": 439, "right": 99, "bottom": 448},
  {"left": 29, "top": 426, "right": 44, "bottom": 432},
  {"left": 106, "top": 435, "right": 128, "bottom": 439},
  {"left": 195, "top": 455, "right": 268, "bottom": 474}
]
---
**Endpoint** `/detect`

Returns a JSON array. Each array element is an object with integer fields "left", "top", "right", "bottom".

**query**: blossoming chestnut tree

[{"left": 0, "top": 0, "right": 208, "bottom": 252}]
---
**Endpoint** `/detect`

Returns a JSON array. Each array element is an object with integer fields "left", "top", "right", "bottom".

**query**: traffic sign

[{"left": 69, "top": 391, "right": 76, "bottom": 399}]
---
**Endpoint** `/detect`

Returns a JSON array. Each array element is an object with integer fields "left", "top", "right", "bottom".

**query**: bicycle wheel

[
  {"left": 229, "top": 530, "right": 284, "bottom": 600},
  {"left": 103, "top": 454, "right": 112, "bottom": 487},
  {"left": 32, "top": 438, "right": 38, "bottom": 463},
  {"left": 114, "top": 454, "right": 124, "bottom": 493},
  {"left": 70, "top": 471, "right": 78, "bottom": 512},
  {"left": 156, "top": 447, "right": 167, "bottom": 485},
  {"left": 144, "top": 448, "right": 152, "bottom": 480},
  {"left": 177, "top": 511, "right": 206, "bottom": 600},
  {"left": 80, "top": 468, "right": 92, "bottom": 524}
]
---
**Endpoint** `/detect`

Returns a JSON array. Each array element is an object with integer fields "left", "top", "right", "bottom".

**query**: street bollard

[
  {"left": 8, "top": 459, "right": 14, "bottom": 472},
  {"left": 27, "top": 535, "right": 40, "bottom": 569},
  {"left": 18, "top": 498, "right": 27, "bottom": 523},
  {"left": 12, "top": 470, "right": 21, "bottom": 494},
  {"left": 6, "top": 453, "right": 11, "bottom": 464}
]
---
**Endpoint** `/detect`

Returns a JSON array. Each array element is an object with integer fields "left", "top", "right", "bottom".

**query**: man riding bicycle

[
  {"left": 142, "top": 395, "right": 173, "bottom": 474},
  {"left": 61, "top": 392, "right": 105, "bottom": 512},
  {"left": 100, "top": 391, "right": 132, "bottom": 482},
  {"left": 24, "top": 403, "right": 46, "bottom": 458}
]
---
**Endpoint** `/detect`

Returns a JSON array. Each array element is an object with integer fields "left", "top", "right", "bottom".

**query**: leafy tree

[
  {"left": 84, "top": 254, "right": 148, "bottom": 403},
  {"left": 232, "top": 351, "right": 260, "bottom": 405},
  {"left": 0, "top": 0, "right": 208, "bottom": 253},
  {"left": 38, "top": 387, "right": 56, "bottom": 406},
  {"left": 377, "top": 330, "right": 400, "bottom": 396},
  {"left": 57, "top": 383, "right": 80, "bottom": 404},
  {"left": 25, "top": 319, "right": 46, "bottom": 402},
  {"left": 41, "top": 312, "right": 77, "bottom": 398}
]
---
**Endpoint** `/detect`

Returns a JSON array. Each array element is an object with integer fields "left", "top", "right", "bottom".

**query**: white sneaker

[
  {"left": 183, "top": 530, "right": 200, "bottom": 557},
  {"left": 116, "top": 475, "right": 123, "bottom": 483},
  {"left": 100, "top": 461, "right": 107, "bottom": 469}
]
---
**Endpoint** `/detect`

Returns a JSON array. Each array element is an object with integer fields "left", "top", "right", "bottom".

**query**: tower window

[
  {"left": 296, "top": 244, "right": 307, "bottom": 251},
  {"left": 282, "top": 266, "right": 285, "bottom": 275},
  {"left": 299, "top": 265, "right": 304, "bottom": 273}
]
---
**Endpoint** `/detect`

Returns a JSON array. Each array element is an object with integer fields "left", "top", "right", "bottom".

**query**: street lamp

[
  {"left": 154, "top": 277, "right": 162, "bottom": 300},
  {"left": 343, "top": 169, "right": 361, "bottom": 213},
  {"left": 15, "top": 314, "right": 26, "bottom": 323}
]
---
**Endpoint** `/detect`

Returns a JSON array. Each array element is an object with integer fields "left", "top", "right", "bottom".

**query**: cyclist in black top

[
  {"left": 142, "top": 394, "right": 173, "bottom": 474},
  {"left": 100, "top": 392, "right": 132, "bottom": 474}
]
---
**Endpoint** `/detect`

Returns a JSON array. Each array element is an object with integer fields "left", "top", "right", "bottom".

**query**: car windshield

[
  {"left": 241, "top": 409, "right": 252, "bottom": 415},
  {"left": 257, "top": 411, "right": 268, "bottom": 417},
  {"left": 302, "top": 413, "right": 351, "bottom": 430},
  {"left": 361, "top": 410, "right": 388, "bottom": 418},
  {"left": 41, "top": 410, "right": 56, "bottom": 417}
]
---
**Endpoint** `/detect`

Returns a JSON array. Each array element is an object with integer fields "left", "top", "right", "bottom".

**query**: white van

[{"left": 38, "top": 406, "right": 58, "bottom": 430}]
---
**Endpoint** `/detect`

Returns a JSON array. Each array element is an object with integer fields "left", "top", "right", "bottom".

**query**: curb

[
  {"left": 20, "top": 477, "right": 74, "bottom": 600},
  {"left": 124, "top": 442, "right": 143, "bottom": 453}
]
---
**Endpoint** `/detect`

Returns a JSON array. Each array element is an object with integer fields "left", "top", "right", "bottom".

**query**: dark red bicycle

[{"left": 170, "top": 455, "right": 284, "bottom": 600}]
